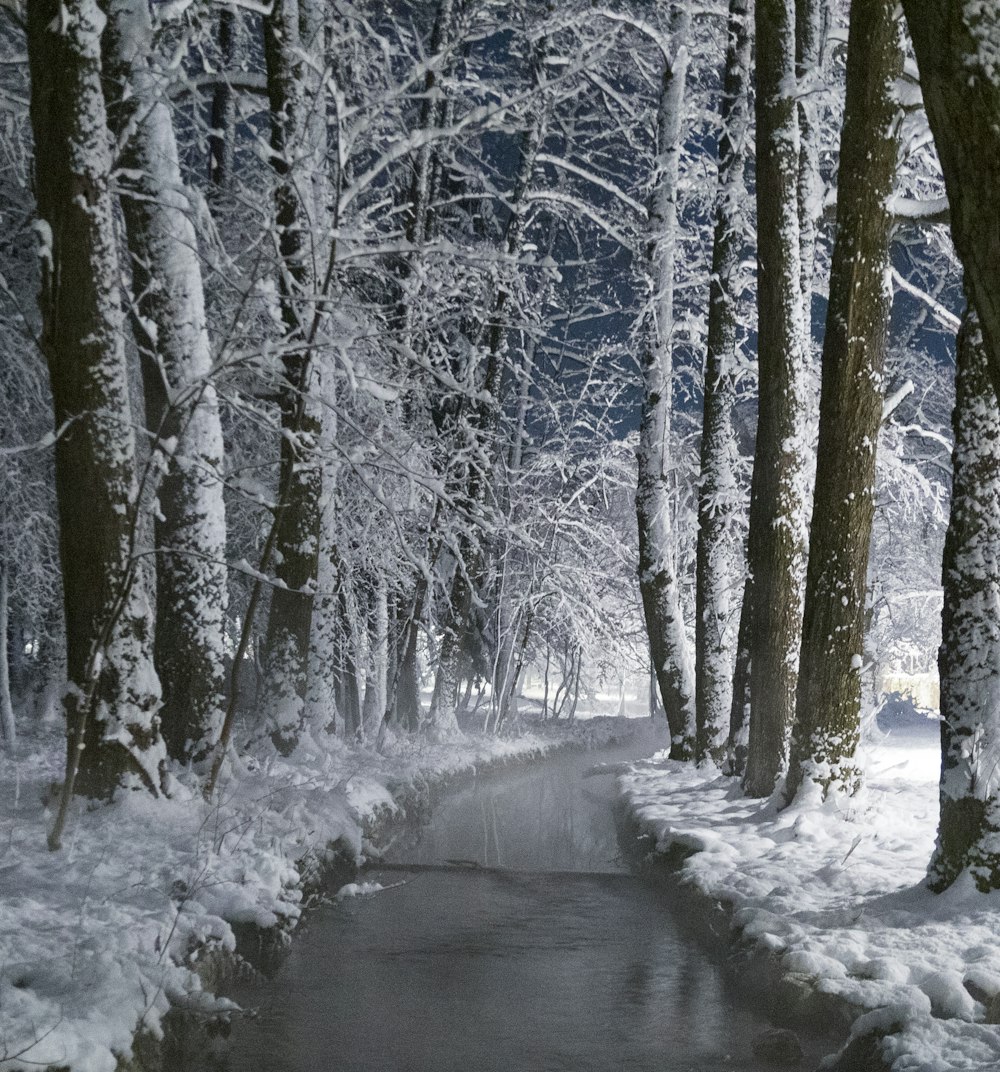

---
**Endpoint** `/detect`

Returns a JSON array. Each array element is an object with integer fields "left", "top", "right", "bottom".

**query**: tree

[
  {"left": 102, "top": 0, "right": 230, "bottom": 764},
  {"left": 742, "top": 0, "right": 810, "bottom": 796},
  {"left": 695, "top": 0, "right": 752, "bottom": 765},
  {"left": 795, "top": 0, "right": 828, "bottom": 344},
  {"left": 901, "top": 2, "right": 1000, "bottom": 402},
  {"left": 26, "top": 0, "right": 165, "bottom": 816},
  {"left": 636, "top": 7, "right": 697, "bottom": 761},
  {"left": 259, "top": 0, "right": 329, "bottom": 752},
  {"left": 928, "top": 306, "right": 1000, "bottom": 891},
  {"left": 425, "top": 34, "right": 551, "bottom": 736},
  {"left": 786, "top": 0, "right": 904, "bottom": 801}
]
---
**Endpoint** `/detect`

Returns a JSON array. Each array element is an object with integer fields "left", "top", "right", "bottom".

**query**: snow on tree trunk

[
  {"left": 304, "top": 467, "right": 341, "bottom": 740},
  {"left": 786, "top": 0, "right": 904, "bottom": 802},
  {"left": 260, "top": 0, "right": 328, "bottom": 753},
  {"left": 26, "top": 0, "right": 165, "bottom": 800},
  {"left": 103, "top": 0, "right": 229, "bottom": 764},
  {"left": 636, "top": 11, "right": 696, "bottom": 762},
  {"left": 901, "top": 3, "right": 1000, "bottom": 403},
  {"left": 0, "top": 562, "right": 15, "bottom": 749},
  {"left": 929, "top": 308, "right": 1000, "bottom": 892},
  {"left": 695, "top": 0, "right": 752, "bottom": 765},
  {"left": 359, "top": 577, "right": 388, "bottom": 739},
  {"left": 795, "top": 0, "right": 827, "bottom": 345},
  {"left": 426, "top": 562, "right": 470, "bottom": 737},
  {"left": 727, "top": 576, "right": 753, "bottom": 775},
  {"left": 742, "top": 0, "right": 810, "bottom": 797}
]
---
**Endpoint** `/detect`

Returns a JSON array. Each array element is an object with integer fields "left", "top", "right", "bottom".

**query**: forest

[{"left": 2, "top": 0, "right": 1000, "bottom": 1068}]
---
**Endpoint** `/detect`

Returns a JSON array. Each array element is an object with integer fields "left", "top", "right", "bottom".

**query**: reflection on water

[
  {"left": 385, "top": 740, "right": 640, "bottom": 874},
  {"left": 199, "top": 729, "right": 826, "bottom": 1071}
]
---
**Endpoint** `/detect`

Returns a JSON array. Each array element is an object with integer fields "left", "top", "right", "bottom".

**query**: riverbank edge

[
  {"left": 613, "top": 804, "right": 895, "bottom": 1072},
  {"left": 113, "top": 722, "right": 642, "bottom": 1072}
]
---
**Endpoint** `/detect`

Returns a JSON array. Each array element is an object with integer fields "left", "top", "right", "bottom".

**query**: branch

[
  {"left": 882, "top": 379, "right": 914, "bottom": 422},
  {"left": 891, "top": 268, "right": 961, "bottom": 331}
]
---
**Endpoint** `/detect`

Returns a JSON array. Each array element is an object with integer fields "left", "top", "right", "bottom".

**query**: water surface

[{"left": 207, "top": 727, "right": 825, "bottom": 1071}]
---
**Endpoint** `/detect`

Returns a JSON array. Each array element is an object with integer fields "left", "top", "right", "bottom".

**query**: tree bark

[
  {"left": 102, "top": 0, "right": 229, "bottom": 764},
  {"left": 743, "top": 0, "right": 810, "bottom": 797},
  {"left": 786, "top": 0, "right": 904, "bottom": 802},
  {"left": 636, "top": 10, "right": 697, "bottom": 760},
  {"left": 695, "top": 0, "right": 752, "bottom": 765},
  {"left": 209, "top": 5, "right": 237, "bottom": 190},
  {"left": 260, "top": 0, "right": 328, "bottom": 752},
  {"left": 901, "top": 2, "right": 1000, "bottom": 403},
  {"left": 0, "top": 562, "right": 15, "bottom": 749},
  {"left": 27, "top": 0, "right": 165, "bottom": 802},
  {"left": 727, "top": 575, "right": 753, "bottom": 776},
  {"left": 795, "top": 0, "right": 827, "bottom": 344},
  {"left": 929, "top": 308, "right": 1000, "bottom": 892}
]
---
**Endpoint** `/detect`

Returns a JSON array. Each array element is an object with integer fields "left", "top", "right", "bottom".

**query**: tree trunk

[
  {"left": 743, "top": 0, "right": 810, "bottom": 797},
  {"left": 795, "top": 0, "right": 827, "bottom": 344},
  {"left": 361, "top": 578, "right": 389, "bottom": 738},
  {"left": 209, "top": 6, "right": 237, "bottom": 190},
  {"left": 102, "top": 0, "right": 229, "bottom": 764},
  {"left": 727, "top": 576, "right": 753, "bottom": 776},
  {"left": 901, "top": 1, "right": 1000, "bottom": 402},
  {"left": 0, "top": 563, "right": 15, "bottom": 749},
  {"left": 636, "top": 10, "right": 697, "bottom": 761},
  {"left": 27, "top": 0, "right": 165, "bottom": 804},
  {"left": 786, "top": 0, "right": 903, "bottom": 802},
  {"left": 260, "top": 0, "right": 328, "bottom": 752},
  {"left": 695, "top": 0, "right": 752, "bottom": 765},
  {"left": 928, "top": 308, "right": 1000, "bottom": 892}
]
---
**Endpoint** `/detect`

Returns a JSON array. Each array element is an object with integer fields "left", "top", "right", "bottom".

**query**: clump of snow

[
  {"left": 619, "top": 710, "right": 1000, "bottom": 1070},
  {"left": 334, "top": 881, "right": 386, "bottom": 900},
  {"left": 0, "top": 716, "right": 631, "bottom": 1071}
]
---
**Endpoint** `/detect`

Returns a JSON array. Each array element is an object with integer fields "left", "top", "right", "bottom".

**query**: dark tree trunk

[
  {"left": 209, "top": 6, "right": 237, "bottom": 189},
  {"left": 786, "top": 0, "right": 904, "bottom": 802},
  {"left": 695, "top": 0, "right": 752, "bottom": 764},
  {"left": 743, "top": 0, "right": 810, "bottom": 797},
  {"left": 727, "top": 576, "right": 753, "bottom": 776},
  {"left": 0, "top": 562, "right": 15, "bottom": 748},
  {"left": 260, "top": 0, "right": 326, "bottom": 752},
  {"left": 795, "top": 0, "right": 827, "bottom": 343},
  {"left": 901, "top": 1, "right": 1000, "bottom": 402},
  {"left": 929, "top": 308, "right": 1000, "bottom": 892},
  {"left": 27, "top": 0, "right": 165, "bottom": 808}
]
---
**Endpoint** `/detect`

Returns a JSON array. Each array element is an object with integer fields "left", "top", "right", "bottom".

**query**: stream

[{"left": 198, "top": 726, "right": 829, "bottom": 1071}]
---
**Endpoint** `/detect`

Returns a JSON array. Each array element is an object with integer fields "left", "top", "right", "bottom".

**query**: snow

[
  {"left": 0, "top": 718, "right": 627, "bottom": 1071},
  {"left": 619, "top": 705, "right": 1000, "bottom": 1069},
  {"left": 333, "top": 880, "right": 387, "bottom": 900}
]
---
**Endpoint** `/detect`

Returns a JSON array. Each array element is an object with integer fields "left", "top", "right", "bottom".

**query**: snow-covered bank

[
  {"left": 0, "top": 716, "right": 635, "bottom": 1072},
  {"left": 619, "top": 707, "right": 1000, "bottom": 1071}
]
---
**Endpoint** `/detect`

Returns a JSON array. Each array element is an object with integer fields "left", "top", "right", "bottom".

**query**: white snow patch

[{"left": 618, "top": 710, "right": 1000, "bottom": 1070}]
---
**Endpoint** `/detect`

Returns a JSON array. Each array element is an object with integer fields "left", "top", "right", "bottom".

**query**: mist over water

[{"left": 202, "top": 729, "right": 830, "bottom": 1071}]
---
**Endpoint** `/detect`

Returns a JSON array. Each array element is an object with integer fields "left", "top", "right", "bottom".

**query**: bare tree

[
  {"left": 695, "top": 0, "right": 752, "bottom": 765},
  {"left": 786, "top": 0, "right": 904, "bottom": 801},
  {"left": 103, "top": 0, "right": 229, "bottom": 764},
  {"left": 636, "top": 7, "right": 697, "bottom": 760},
  {"left": 928, "top": 306, "right": 1000, "bottom": 892},
  {"left": 743, "top": 0, "right": 810, "bottom": 797},
  {"left": 26, "top": 0, "right": 165, "bottom": 809}
]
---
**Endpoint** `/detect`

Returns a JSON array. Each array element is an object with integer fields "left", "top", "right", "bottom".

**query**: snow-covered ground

[
  {"left": 0, "top": 716, "right": 631, "bottom": 1072},
  {"left": 619, "top": 703, "right": 1000, "bottom": 1071}
]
